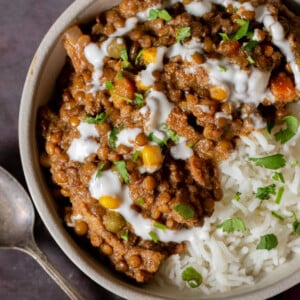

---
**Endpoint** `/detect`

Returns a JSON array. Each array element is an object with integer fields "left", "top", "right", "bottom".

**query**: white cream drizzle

[
  {"left": 67, "top": 122, "right": 99, "bottom": 162},
  {"left": 109, "top": 17, "right": 138, "bottom": 37},
  {"left": 170, "top": 137, "right": 193, "bottom": 160},
  {"left": 116, "top": 128, "right": 142, "bottom": 147}
]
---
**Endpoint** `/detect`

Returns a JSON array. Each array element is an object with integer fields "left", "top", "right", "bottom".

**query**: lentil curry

[{"left": 39, "top": 0, "right": 300, "bottom": 284}]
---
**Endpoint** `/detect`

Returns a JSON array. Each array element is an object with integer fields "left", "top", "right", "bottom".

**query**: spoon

[{"left": 0, "top": 166, "right": 84, "bottom": 300}]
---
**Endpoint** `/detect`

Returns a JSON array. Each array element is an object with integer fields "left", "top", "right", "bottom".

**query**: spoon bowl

[{"left": 0, "top": 166, "right": 84, "bottom": 300}]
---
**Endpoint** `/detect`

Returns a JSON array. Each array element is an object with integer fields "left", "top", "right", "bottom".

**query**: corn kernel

[
  {"left": 136, "top": 79, "right": 150, "bottom": 91},
  {"left": 209, "top": 86, "right": 228, "bottom": 101},
  {"left": 142, "top": 145, "right": 163, "bottom": 167},
  {"left": 142, "top": 47, "right": 157, "bottom": 65},
  {"left": 99, "top": 195, "right": 121, "bottom": 209}
]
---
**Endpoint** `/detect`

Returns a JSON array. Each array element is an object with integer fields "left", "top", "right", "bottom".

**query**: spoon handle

[{"left": 23, "top": 238, "right": 85, "bottom": 300}]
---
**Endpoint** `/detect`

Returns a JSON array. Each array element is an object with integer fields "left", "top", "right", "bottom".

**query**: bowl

[{"left": 19, "top": 0, "right": 300, "bottom": 299}]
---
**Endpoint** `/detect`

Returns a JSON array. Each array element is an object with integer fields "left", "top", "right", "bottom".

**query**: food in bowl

[{"left": 38, "top": 0, "right": 300, "bottom": 294}]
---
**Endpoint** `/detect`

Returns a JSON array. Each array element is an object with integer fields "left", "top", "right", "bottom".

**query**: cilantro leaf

[
  {"left": 256, "top": 184, "right": 276, "bottom": 200},
  {"left": 85, "top": 112, "right": 108, "bottom": 124},
  {"left": 149, "top": 8, "right": 172, "bottom": 22},
  {"left": 154, "top": 222, "right": 167, "bottom": 231},
  {"left": 219, "top": 32, "right": 230, "bottom": 41},
  {"left": 243, "top": 40, "right": 258, "bottom": 52},
  {"left": 114, "top": 160, "right": 130, "bottom": 184},
  {"left": 173, "top": 204, "right": 195, "bottom": 220},
  {"left": 95, "top": 162, "right": 106, "bottom": 178},
  {"left": 266, "top": 120, "right": 275, "bottom": 134},
  {"left": 161, "top": 123, "right": 180, "bottom": 142},
  {"left": 105, "top": 81, "right": 115, "bottom": 90},
  {"left": 275, "top": 186, "right": 284, "bottom": 204},
  {"left": 135, "top": 49, "right": 144, "bottom": 65},
  {"left": 217, "top": 217, "right": 246, "bottom": 233},
  {"left": 256, "top": 234, "right": 278, "bottom": 250},
  {"left": 121, "top": 230, "right": 129, "bottom": 241},
  {"left": 120, "top": 49, "right": 131, "bottom": 69},
  {"left": 138, "top": 197, "right": 145, "bottom": 205},
  {"left": 148, "top": 132, "right": 168, "bottom": 147},
  {"left": 249, "top": 154, "right": 286, "bottom": 170},
  {"left": 149, "top": 231, "right": 158, "bottom": 243},
  {"left": 132, "top": 150, "right": 141, "bottom": 162},
  {"left": 232, "top": 19, "right": 250, "bottom": 41},
  {"left": 292, "top": 212, "right": 300, "bottom": 235},
  {"left": 233, "top": 191, "right": 241, "bottom": 201},
  {"left": 182, "top": 267, "right": 203, "bottom": 288},
  {"left": 111, "top": 93, "right": 132, "bottom": 103},
  {"left": 109, "top": 127, "right": 118, "bottom": 149},
  {"left": 272, "top": 172, "right": 285, "bottom": 183},
  {"left": 274, "top": 116, "right": 299, "bottom": 144},
  {"left": 134, "top": 93, "right": 145, "bottom": 108},
  {"left": 176, "top": 26, "right": 191, "bottom": 43},
  {"left": 271, "top": 211, "right": 284, "bottom": 221},
  {"left": 247, "top": 55, "right": 255, "bottom": 64}
]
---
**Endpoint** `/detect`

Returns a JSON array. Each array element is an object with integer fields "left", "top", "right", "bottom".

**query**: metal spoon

[{"left": 0, "top": 166, "right": 84, "bottom": 300}]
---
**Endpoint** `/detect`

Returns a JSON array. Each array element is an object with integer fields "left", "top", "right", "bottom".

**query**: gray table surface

[{"left": 0, "top": 0, "right": 300, "bottom": 299}]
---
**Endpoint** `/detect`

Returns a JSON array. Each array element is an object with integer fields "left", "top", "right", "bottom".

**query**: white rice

[{"left": 156, "top": 102, "right": 300, "bottom": 294}]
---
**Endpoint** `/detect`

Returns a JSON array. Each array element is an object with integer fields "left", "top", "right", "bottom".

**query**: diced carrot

[{"left": 270, "top": 72, "right": 296, "bottom": 103}]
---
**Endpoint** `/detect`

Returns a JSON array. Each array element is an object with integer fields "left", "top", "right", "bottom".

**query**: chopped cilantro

[
  {"left": 291, "top": 159, "right": 299, "bottom": 167},
  {"left": 148, "top": 132, "right": 168, "bottom": 147},
  {"left": 105, "top": 81, "right": 115, "bottom": 90},
  {"left": 138, "top": 197, "right": 145, "bottom": 205},
  {"left": 218, "top": 65, "right": 227, "bottom": 72},
  {"left": 272, "top": 172, "right": 285, "bottom": 183},
  {"left": 149, "top": 231, "right": 158, "bottom": 243},
  {"left": 219, "top": 32, "right": 230, "bottom": 41},
  {"left": 120, "top": 49, "right": 131, "bottom": 69},
  {"left": 256, "top": 184, "right": 276, "bottom": 200},
  {"left": 249, "top": 154, "right": 286, "bottom": 170},
  {"left": 161, "top": 124, "right": 180, "bottom": 142},
  {"left": 292, "top": 212, "right": 300, "bottom": 235},
  {"left": 243, "top": 40, "right": 258, "bottom": 52},
  {"left": 135, "top": 49, "right": 144, "bottom": 65},
  {"left": 274, "top": 116, "right": 299, "bottom": 144},
  {"left": 233, "top": 191, "right": 242, "bottom": 201},
  {"left": 247, "top": 55, "right": 255, "bottom": 64},
  {"left": 217, "top": 217, "right": 246, "bottom": 233},
  {"left": 95, "top": 162, "right": 106, "bottom": 178},
  {"left": 111, "top": 93, "right": 132, "bottom": 103},
  {"left": 256, "top": 234, "right": 278, "bottom": 250},
  {"left": 114, "top": 160, "right": 130, "bottom": 184},
  {"left": 232, "top": 19, "right": 250, "bottom": 41},
  {"left": 176, "top": 26, "right": 191, "bottom": 44},
  {"left": 266, "top": 120, "right": 275, "bottom": 134},
  {"left": 132, "top": 150, "right": 141, "bottom": 162},
  {"left": 109, "top": 127, "right": 118, "bottom": 149},
  {"left": 154, "top": 222, "right": 167, "bottom": 231},
  {"left": 173, "top": 204, "right": 195, "bottom": 220},
  {"left": 134, "top": 93, "right": 145, "bottom": 108},
  {"left": 271, "top": 211, "right": 284, "bottom": 221},
  {"left": 275, "top": 186, "right": 284, "bottom": 204},
  {"left": 182, "top": 267, "right": 203, "bottom": 288},
  {"left": 121, "top": 231, "right": 129, "bottom": 242},
  {"left": 85, "top": 112, "right": 108, "bottom": 124},
  {"left": 148, "top": 8, "right": 172, "bottom": 22}
]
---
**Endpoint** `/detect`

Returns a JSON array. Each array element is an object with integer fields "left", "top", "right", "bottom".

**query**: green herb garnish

[
  {"left": 274, "top": 116, "right": 299, "bottom": 144},
  {"left": 176, "top": 26, "right": 191, "bottom": 43},
  {"left": 154, "top": 222, "right": 167, "bottom": 231},
  {"left": 111, "top": 93, "right": 133, "bottom": 103},
  {"left": 218, "top": 65, "right": 227, "bottom": 72},
  {"left": 161, "top": 124, "right": 180, "bottom": 142},
  {"left": 219, "top": 32, "right": 230, "bottom": 41},
  {"left": 114, "top": 160, "right": 130, "bottom": 184},
  {"left": 149, "top": 231, "right": 158, "bottom": 243},
  {"left": 148, "top": 132, "right": 168, "bottom": 147},
  {"left": 249, "top": 154, "right": 286, "bottom": 170},
  {"left": 275, "top": 186, "right": 284, "bottom": 204},
  {"left": 105, "top": 81, "right": 115, "bottom": 90},
  {"left": 109, "top": 127, "right": 118, "bottom": 149},
  {"left": 85, "top": 112, "right": 108, "bottom": 124},
  {"left": 135, "top": 49, "right": 144, "bottom": 65},
  {"left": 266, "top": 120, "right": 275, "bottom": 134},
  {"left": 256, "top": 234, "right": 278, "bottom": 250},
  {"left": 292, "top": 211, "right": 300, "bottom": 235},
  {"left": 271, "top": 211, "right": 284, "bottom": 221},
  {"left": 272, "top": 172, "right": 285, "bottom": 183},
  {"left": 95, "top": 162, "right": 106, "bottom": 178},
  {"left": 120, "top": 49, "right": 131, "bottom": 69},
  {"left": 138, "top": 197, "right": 145, "bottom": 205},
  {"left": 247, "top": 55, "right": 255, "bottom": 64},
  {"left": 291, "top": 159, "right": 299, "bottom": 167},
  {"left": 173, "top": 204, "right": 195, "bottom": 220},
  {"left": 232, "top": 19, "right": 250, "bottom": 41},
  {"left": 217, "top": 217, "right": 246, "bottom": 233},
  {"left": 233, "top": 191, "right": 242, "bottom": 201},
  {"left": 134, "top": 93, "right": 145, "bottom": 108},
  {"left": 148, "top": 8, "right": 172, "bottom": 22},
  {"left": 121, "top": 230, "right": 129, "bottom": 242},
  {"left": 256, "top": 184, "right": 276, "bottom": 200},
  {"left": 242, "top": 40, "right": 258, "bottom": 52},
  {"left": 182, "top": 267, "right": 203, "bottom": 288},
  {"left": 132, "top": 150, "right": 141, "bottom": 162}
]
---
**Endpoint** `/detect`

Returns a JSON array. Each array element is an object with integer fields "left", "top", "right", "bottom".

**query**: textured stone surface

[{"left": 0, "top": 0, "right": 300, "bottom": 299}]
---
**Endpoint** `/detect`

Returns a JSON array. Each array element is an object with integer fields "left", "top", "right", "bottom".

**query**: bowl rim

[{"left": 18, "top": 0, "right": 300, "bottom": 299}]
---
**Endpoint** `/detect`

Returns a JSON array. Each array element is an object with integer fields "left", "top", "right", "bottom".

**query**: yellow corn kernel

[
  {"left": 136, "top": 79, "right": 150, "bottom": 91},
  {"left": 99, "top": 195, "right": 121, "bottom": 209},
  {"left": 142, "top": 47, "right": 157, "bottom": 65},
  {"left": 142, "top": 145, "right": 163, "bottom": 167},
  {"left": 209, "top": 86, "right": 228, "bottom": 101}
]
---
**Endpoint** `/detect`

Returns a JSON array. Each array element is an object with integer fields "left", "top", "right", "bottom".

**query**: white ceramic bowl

[{"left": 19, "top": 0, "right": 300, "bottom": 299}]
